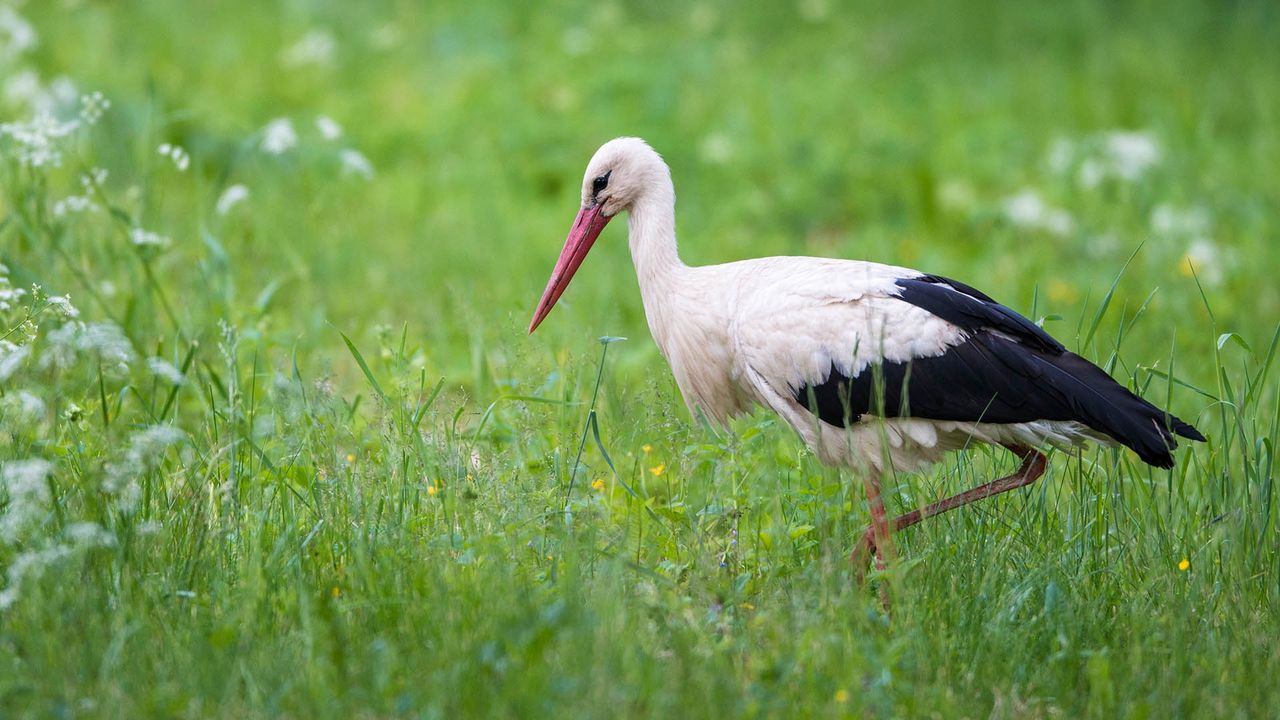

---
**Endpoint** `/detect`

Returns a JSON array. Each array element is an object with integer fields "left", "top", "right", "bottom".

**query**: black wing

[{"left": 793, "top": 274, "right": 1204, "bottom": 468}]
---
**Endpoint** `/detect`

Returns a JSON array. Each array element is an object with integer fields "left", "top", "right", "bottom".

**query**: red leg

[
  {"left": 852, "top": 444, "right": 1048, "bottom": 583},
  {"left": 855, "top": 468, "right": 896, "bottom": 610}
]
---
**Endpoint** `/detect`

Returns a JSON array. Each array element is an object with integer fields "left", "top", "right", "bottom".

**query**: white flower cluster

[
  {"left": 103, "top": 425, "right": 185, "bottom": 510},
  {"left": 0, "top": 112, "right": 79, "bottom": 168},
  {"left": 0, "top": 262, "right": 27, "bottom": 312},
  {"left": 260, "top": 118, "right": 298, "bottom": 155},
  {"left": 1047, "top": 130, "right": 1162, "bottom": 188},
  {"left": 215, "top": 184, "right": 249, "bottom": 215},
  {"left": 0, "top": 458, "right": 53, "bottom": 542},
  {"left": 39, "top": 320, "right": 136, "bottom": 375},
  {"left": 79, "top": 91, "right": 109, "bottom": 124},
  {"left": 157, "top": 142, "right": 190, "bottom": 171},
  {"left": 0, "top": 6, "right": 37, "bottom": 61},
  {"left": 1001, "top": 189, "right": 1074, "bottom": 237},
  {"left": 129, "top": 227, "right": 172, "bottom": 250}
]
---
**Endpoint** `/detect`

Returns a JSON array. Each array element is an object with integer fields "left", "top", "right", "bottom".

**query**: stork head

[{"left": 528, "top": 137, "right": 669, "bottom": 334}]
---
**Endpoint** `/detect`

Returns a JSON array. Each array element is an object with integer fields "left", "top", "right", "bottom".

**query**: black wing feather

[{"left": 792, "top": 273, "right": 1205, "bottom": 468}]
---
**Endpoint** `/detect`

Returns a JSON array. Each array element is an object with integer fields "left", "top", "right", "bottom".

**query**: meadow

[{"left": 1, "top": 1, "right": 1278, "bottom": 717}]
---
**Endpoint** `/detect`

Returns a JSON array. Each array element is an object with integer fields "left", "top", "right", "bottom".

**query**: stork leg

[
  {"left": 851, "top": 444, "right": 1048, "bottom": 584},
  {"left": 857, "top": 467, "right": 897, "bottom": 610}
]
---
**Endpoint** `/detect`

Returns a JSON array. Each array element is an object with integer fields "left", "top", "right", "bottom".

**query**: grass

[{"left": 1, "top": 0, "right": 1278, "bottom": 717}]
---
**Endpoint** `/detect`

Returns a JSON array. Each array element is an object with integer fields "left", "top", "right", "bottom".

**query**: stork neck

[{"left": 626, "top": 192, "right": 685, "bottom": 289}]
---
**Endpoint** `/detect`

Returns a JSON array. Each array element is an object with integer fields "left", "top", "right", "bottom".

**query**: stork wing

[{"left": 732, "top": 263, "right": 1202, "bottom": 468}]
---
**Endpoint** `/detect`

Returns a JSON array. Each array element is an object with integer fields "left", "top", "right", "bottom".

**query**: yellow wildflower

[
  {"left": 591, "top": 478, "right": 606, "bottom": 491},
  {"left": 1047, "top": 279, "right": 1079, "bottom": 304},
  {"left": 345, "top": 453, "right": 355, "bottom": 463},
  {"left": 834, "top": 689, "right": 849, "bottom": 704},
  {"left": 1178, "top": 558, "right": 1190, "bottom": 571},
  {"left": 426, "top": 484, "right": 438, "bottom": 497},
  {"left": 642, "top": 444, "right": 652, "bottom": 454},
  {"left": 649, "top": 463, "right": 666, "bottom": 476}
]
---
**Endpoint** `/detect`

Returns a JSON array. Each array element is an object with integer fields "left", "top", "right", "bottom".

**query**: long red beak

[{"left": 528, "top": 203, "right": 613, "bottom": 333}]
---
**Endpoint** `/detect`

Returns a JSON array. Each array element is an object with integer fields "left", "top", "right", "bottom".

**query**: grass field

[{"left": 2, "top": 1, "right": 1278, "bottom": 717}]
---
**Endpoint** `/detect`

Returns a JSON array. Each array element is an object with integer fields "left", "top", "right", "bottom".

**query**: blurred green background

[{"left": 2, "top": 1, "right": 1278, "bottom": 717}]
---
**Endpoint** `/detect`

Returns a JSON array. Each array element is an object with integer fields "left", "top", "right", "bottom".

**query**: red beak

[{"left": 528, "top": 203, "right": 613, "bottom": 333}]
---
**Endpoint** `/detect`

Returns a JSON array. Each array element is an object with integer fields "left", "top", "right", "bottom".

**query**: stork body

[{"left": 529, "top": 137, "right": 1204, "bottom": 582}]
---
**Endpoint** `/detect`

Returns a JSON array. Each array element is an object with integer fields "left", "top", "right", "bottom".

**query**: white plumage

[{"left": 529, "top": 137, "right": 1203, "bottom": 582}]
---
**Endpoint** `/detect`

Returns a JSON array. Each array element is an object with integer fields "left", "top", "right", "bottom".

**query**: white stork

[{"left": 528, "top": 137, "right": 1204, "bottom": 583}]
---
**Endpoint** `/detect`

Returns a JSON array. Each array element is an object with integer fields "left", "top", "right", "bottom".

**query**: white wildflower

[
  {"left": 339, "top": 148, "right": 374, "bottom": 179},
  {"left": 79, "top": 91, "right": 109, "bottom": 124},
  {"left": 2, "top": 389, "right": 44, "bottom": 421},
  {"left": 157, "top": 143, "right": 190, "bottom": 171},
  {"left": 1046, "top": 137, "right": 1075, "bottom": 175},
  {"left": 315, "top": 115, "right": 342, "bottom": 140},
  {"left": 1151, "top": 204, "right": 1211, "bottom": 237},
  {"left": 3, "top": 68, "right": 41, "bottom": 106},
  {"left": 0, "top": 267, "right": 27, "bottom": 311},
  {"left": 137, "top": 519, "right": 162, "bottom": 536},
  {"left": 65, "top": 522, "right": 116, "bottom": 548},
  {"left": 146, "top": 356, "right": 185, "bottom": 385},
  {"left": 0, "top": 544, "right": 71, "bottom": 611},
  {"left": 1002, "top": 189, "right": 1074, "bottom": 237},
  {"left": 80, "top": 167, "right": 108, "bottom": 190},
  {"left": 39, "top": 322, "right": 81, "bottom": 370},
  {"left": 0, "top": 341, "right": 29, "bottom": 382},
  {"left": 129, "top": 227, "right": 171, "bottom": 249},
  {"left": 103, "top": 425, "right": 184, "bottom": 510},
  {"left": 1102, "top": 131, "right": 1161, "bottom": 181},
  {"left": 0, "top": 6, "right": 37, "bottom": 61},
  {"left": 260, "top": 118, "right": 297, "bottom": 155},
  {"left": 52, "top": 195, "right": 96, "bottom": 217},
  {"left": 281, "top": 28, "right": 335, "bottom": 67},
  {"left": 1, "top": 459, "right": 53, "bottom": 542},
  {"left": 0, "top": 111, "right": 80, "bottom": 168},
  {"left": 45, "top": 294, "right": 78, "bottom": 319},
  {"left": 215, "top": 184, "right": 249, "bottom": 215},
  {"left": 78, "top": 322, "right": 136, "bottom": 373},
  {"left": 1181, "top": 238, "right": 1224, "bottom": 286}
]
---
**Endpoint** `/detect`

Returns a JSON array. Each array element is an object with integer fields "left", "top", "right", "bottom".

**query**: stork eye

[{"left": 592, "top": 172, "right": 611, "bottom": 196}]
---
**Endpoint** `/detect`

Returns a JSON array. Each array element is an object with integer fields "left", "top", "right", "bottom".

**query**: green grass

[{"left": 1, "top": 1, "right": 1278, "bottom": 717}]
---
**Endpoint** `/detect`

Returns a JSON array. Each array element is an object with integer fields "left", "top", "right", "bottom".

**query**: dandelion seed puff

[
  {"left": 339, "top": 148, "right": 374, "bottom": 179},
  {"left": 281, "top": 28, "right": 336, "bottom": 67},
  {"left": 316, "top": 115, "right": 342, "bottom": 140},
  {"left": 215, "top": 184, "right": 250, "bottom": 215},
  {"left": 260, "top": 118, "right": 298, "bottom": 155}
]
